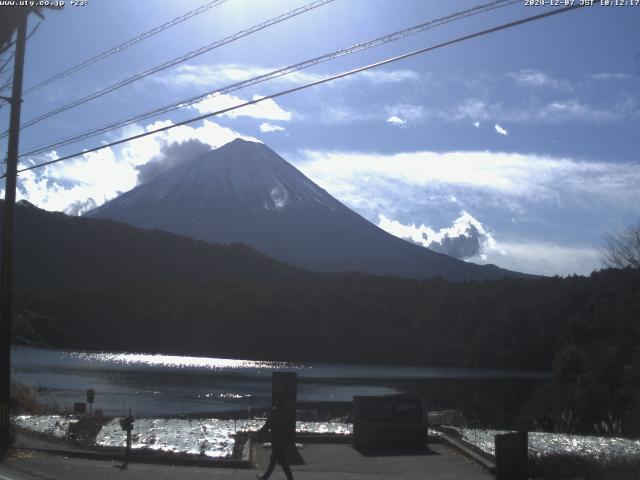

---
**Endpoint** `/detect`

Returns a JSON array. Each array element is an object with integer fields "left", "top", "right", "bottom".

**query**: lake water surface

[{"left": 12, "top": 346, "right": 550, "bottom": 421}]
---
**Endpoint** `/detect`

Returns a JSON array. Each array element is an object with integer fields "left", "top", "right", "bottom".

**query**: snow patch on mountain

[{"left": 270, "top": 185, "right": 289, "bottom": 210}]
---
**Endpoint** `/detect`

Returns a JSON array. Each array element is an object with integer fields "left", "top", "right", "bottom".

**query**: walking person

[
  {"left": 119, "top": 409, "right": 134, "bottom": 468},
  {"left": 255, "top": 389, "right": 294, "bottom": 480}
]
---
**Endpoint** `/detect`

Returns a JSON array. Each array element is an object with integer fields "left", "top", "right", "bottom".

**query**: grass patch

[
  {"left": 10, "top": 383, "right": 47, "bottom": 414},
  {"left": 529, "top": 453, "right": 640, "bottom": 480}
]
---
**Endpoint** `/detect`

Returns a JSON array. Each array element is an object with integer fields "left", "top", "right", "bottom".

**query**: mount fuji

[{"left": 87, "top": 139, "right": 522, "bottom": 280}]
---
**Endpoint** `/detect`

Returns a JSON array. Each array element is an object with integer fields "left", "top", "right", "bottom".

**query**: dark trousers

[
  {"left": 122, "top": 430, "right": 132, "bottom": 467},
  {"left": 126, "top": 431, "right": 132, "bottom": 457},
  {"left": 261, "top": 443, "right": 293, "bottom": 480}
]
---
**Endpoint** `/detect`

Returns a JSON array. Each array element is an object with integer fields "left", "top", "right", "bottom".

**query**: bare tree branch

[{"left": 602, "top": 223, "right": 640, "bottom": 269}]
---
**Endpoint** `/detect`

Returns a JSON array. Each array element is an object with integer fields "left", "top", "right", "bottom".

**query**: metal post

[{"left": 0, "top": 11, "right": 28, "bottom": 450}]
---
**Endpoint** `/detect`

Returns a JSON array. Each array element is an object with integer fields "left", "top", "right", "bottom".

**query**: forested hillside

[
  {"left": 15, "top": 268, "right": 639, "bottom": 371},
  {"left": 2, "top": 200, "right": 303, "bottom": 289}
]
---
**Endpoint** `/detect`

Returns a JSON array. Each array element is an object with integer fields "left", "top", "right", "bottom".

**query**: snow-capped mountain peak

[{"left": 88, "top": 138, "right": 522, "bottom": 280}]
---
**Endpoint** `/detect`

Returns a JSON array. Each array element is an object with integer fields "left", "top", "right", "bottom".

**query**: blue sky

[{"left": 1, "top": 0, "right": 639, "bottom": 276}]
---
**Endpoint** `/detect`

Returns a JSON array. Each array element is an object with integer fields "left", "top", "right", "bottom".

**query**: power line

[
  {"left": 0, "top": 50, "right": 16, "bottom": 75},
  {"left": 8, "top": 3, "right": 586, "bottom": 179},
  {"left": 21, "top": 0, "right": 520, "bottom": 158},
  {"left": 0, "top": 21, "right": 40, "bottom": 109},
  {"left": 0, "top": 22, "right": 40, "bottom": 79},
  {"left": 0, "top": 0, "right": 228, "bottom": 97},
  {"left": 0, "top": 77, "right": 11, "bottom": 95},
  {"left": 0, "top": 0, "right": 335, "bottom": 139},
  {"left": 0, "top": 39, "right": 15, "bottom": 58}
]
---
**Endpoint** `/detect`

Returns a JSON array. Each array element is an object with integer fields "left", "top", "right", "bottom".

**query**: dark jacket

[{"left": 260, "top": 404, "right": 288, "bottom": 445}]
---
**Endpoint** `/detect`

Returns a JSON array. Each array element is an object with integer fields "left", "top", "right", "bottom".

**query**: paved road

[{"left": 1, "top": 443, "right": 492, "bottom": 480}]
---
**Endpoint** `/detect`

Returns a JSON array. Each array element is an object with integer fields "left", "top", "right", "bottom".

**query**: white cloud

[
  {"left": 508, "top": 69, "right": 572, "bottom": 90},
  {"left": 18, "top": 119, "right": 255, "bottom": 214},
  {"left": 510, "top": 69, "right": 551, "bottom": 86},
  {"left": 259, "top": 122, "right": 286, "bottom": 133},
  {"left": 386, "top": 115, "right": 406, "bottom": 126},
  {"left": 191, "top": 93, "right": 292, "bottom": 121},
  {"left": 536, "top": 99, "right": 619, "bottom": 123},
  {"left": 378, "top": 211, "right": 497, "bottom": 259},
  {"left": 386, "top": 103, "right": 425, "bottom": 124},
  {"left": 358, "top": 69, "right": 420, "bottom": 84},
  {"left": 292, "top": 148, "right": 639, "bottom": 275},
  {"left": 449, "top": 97, "right": 630, "bottom": 124},
  {"left": 470, "top": 241, "right": 602, "bottom": 276},
  {"left": 377, "top": 211, "right": 601, "bottom": 275},
  {"left": 296, "top": 105, "right": 375, "bottom": 125},
  {"left": 294, "top": 149, "right": 640, "bottom": 212},
  {"left": 451, "top": 99, "right": 494, "bottom": 122},
  {"left": 156, "top": 64, "right": 322, "bottom": 88},
  {"left": 318, "top": 107, "right": 358, "bottom": 124},
  {"left": 589, "top": 72, "right": 632, "bottom": 81},
  {"left": 159, "top": 64, "right": 419, "bottom": 90},
  {"left": 136, "top": 137, "right": 211, "bottom": 184},
  {"left": 16, "top": 147, "right": 134, "bottom": 215},
  {"left": 494, "top": 124, "right": 508, "bottom": 136}
]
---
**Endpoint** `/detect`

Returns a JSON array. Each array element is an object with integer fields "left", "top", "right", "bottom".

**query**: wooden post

[{"left": 0, "top": 10, "right": 28, "bottom": 450}]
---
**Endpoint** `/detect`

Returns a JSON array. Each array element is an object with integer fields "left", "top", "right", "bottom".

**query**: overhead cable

[
  {"left": 0, "top": 21, "right": 40, "bottom": 110},
  {"left": 0, "top": 22, "right": 40, "bottom": 83},
  {"left": 21, "top": 0, "right": 520, "bottom": 157},
  {"left": 0, "top": 0, "right": 228, "bottom": 96},
  {"left": 0, "top": 0, "right": 335, "bottom": 138},
  {"left": 8, "top": 4, "right": 585, "bottom": 179}
]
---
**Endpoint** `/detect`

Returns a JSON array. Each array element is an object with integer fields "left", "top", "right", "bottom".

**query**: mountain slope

[
  {"left": 88, "top": 139, "right": 523, "bottom": 280},
  {"left": 1, "top": 200, "right": 300, "bottom": 290}
]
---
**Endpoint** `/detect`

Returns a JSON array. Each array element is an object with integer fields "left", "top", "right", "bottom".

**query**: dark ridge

[{"left": 1, "top": 199, "right": 304, "bottom": 290}]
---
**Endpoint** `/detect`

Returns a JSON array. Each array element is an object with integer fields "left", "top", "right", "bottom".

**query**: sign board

[
  {"left": 353, "top": 396, "right": 427, "bottom": 451},
  {"left": 120, "top": 416, "right": 134, "bottom": 431},
  {"left": 358, "top": 396, "right": 422, "bottom": 423},
  {"left": 73, "top": 402, "right": 86, "bottom": 414},
  {"left": 86, "top": 389, "right": 95, "bottom": 404},
  {"left": 495, "top": 431, "right": 528, "bottom": 480},
  {"left": 272, "top": 372, "right": 297, "bottom": 444}
]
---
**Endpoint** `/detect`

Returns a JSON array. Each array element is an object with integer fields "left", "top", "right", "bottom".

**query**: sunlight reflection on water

[
  {"left": 14, "top": 415, "right": 352, "bottom": 458},
  {"left": 452, "top": 427, "right": 640, "bottom": 460},
  {"left": 13, "top": 415, "right": 78, "bottom": 439},
  {"left": 97, "top": 417, "right": 353, "bottom": 458},
  {"left": 71, "top": 351, "right": 294, "bottom": 371}
]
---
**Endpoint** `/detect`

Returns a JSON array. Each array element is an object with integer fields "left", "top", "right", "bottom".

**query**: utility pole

[{"left": 0, "top": 10, "right": 28, "bottom": 451}]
